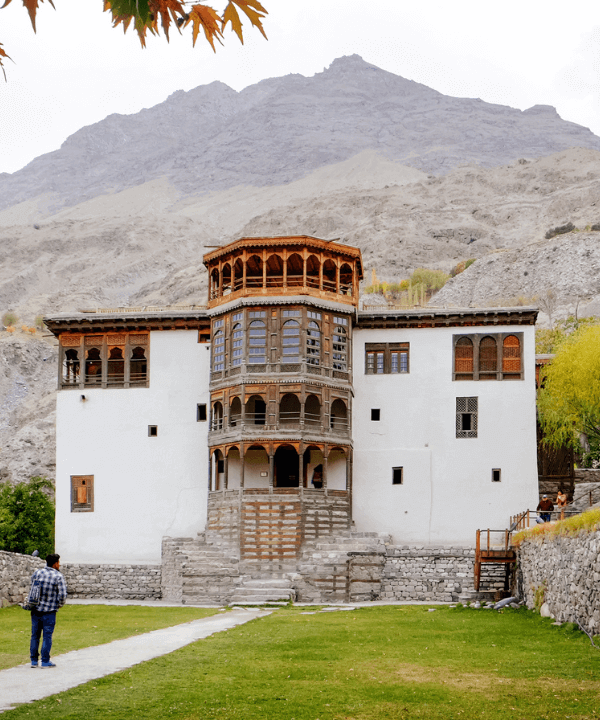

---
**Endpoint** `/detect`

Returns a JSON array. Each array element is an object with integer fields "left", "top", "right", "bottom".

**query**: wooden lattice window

[
  {"left": 502, "top": 335, "right": 521, "bottom": 377},
  {"left": 456, "top": 397, "right": 478, "bottom": 438},
  {"left": 479, "top": 336, "right": 497, "bottom": 380},
  {"left": 365, "top": 343, "right": 409, "bottom": 374},
  {"left": 454, "top": 337, "right": 474, "bottom": 379},
  {"left": 71, "top": 475, "right": 94, "bottom": 512}
]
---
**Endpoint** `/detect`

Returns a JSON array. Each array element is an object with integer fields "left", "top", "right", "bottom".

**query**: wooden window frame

[
  {"left": 452, "top": 333, "right": 523, "bottom": 381},
  {"left": 365, "top": 343, "right": 409, "bottom": 374},
  {"left": 71, "top": 475, "right": 94, "bottom": 512},
  {"left": 456, "top": 397, "right": 478, "bottom": 439}
]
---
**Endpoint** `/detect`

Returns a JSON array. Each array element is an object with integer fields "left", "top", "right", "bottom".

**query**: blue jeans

[{"left": 30, "top": 611, "right": 56, "bottom": 664}]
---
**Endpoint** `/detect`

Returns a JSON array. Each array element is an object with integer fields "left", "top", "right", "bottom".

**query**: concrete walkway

[{"left": 0, "top": 608, "right": 268, "bottom": 714}]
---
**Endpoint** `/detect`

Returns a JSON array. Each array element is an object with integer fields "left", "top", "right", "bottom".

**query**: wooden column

[
  {"left": 298, "top": 444, "right": 304, "bottom": 497},
  {"left": 262, "top": 248, "right": 267, "bottom": 293},
  {"left": 283, "top": 249, "right": 288, "bottom": 289},
  {"left": 218, "top": 261, "right": 223, "bottom": 298},
  {"left": 318, "top": 253, "right": 324, "bottom": 292},
  {"left": 336, "top": 261, "right": 340, "bottom": 295},
  {"left": 242, "top": 250, "right": 247, "bottom": 292},
  {"left": 323, "top": 445, "right": 329, "bottom": 494},
  {"left": 240, "top": 443, "right": 245, "bottom": 488},
  {"left": 269, "top": 450, "right": 275, "bottom": 493},
  {"left": 224, "top": 453, "right": 229, "bottom": 491},
  {"left": 302, "top": 252, "right": 307, "bottom": 289},
  {"left": 208, "top": 452, "right": 213, "bottom": 492}
]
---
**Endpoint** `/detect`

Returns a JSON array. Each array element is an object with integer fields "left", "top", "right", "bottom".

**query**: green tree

[
  {"left": 0, "top": 476, "right": 55, "bottom": 556},
  {"left": 538, "top": 325, "right": 600, "bottom": 466},
  {"left": 2, "top": 311, "right": 18, "bottom": 327}
]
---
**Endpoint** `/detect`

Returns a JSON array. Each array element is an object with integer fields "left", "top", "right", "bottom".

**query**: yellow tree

[
  {"left": 1, "top": 0, "right": 267, "bottom": 79},
  {"left": 538, "top": 325, "right": 600, "bottom": 466}
]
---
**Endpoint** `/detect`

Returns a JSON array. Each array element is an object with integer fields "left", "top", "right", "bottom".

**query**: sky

[{"left": 1, "top": 0, "right": 599, "bottom": 174}]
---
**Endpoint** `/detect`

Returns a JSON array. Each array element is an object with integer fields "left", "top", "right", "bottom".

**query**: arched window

[
  {"left": 266, "top": 254, "right": 283, "bottom": 288},
  {"left": 213, "top": 330, "right": 225, "bottom": 371},
  {"left": 279, "top": 393, "right": 301, "bottom": 425},
  {"left": 222, "top": 263, "right": 232, "bottom": 295},
  {"left": 282, "top": 319, "right": 300, "bottom": 363},
  {"left": 246, "top": 255, "right": 263, "bottom": 289},
  {"left": 63, "top": 349, "right": 80, "bottom": 385},
  {"left": 339, "top": 263, "right": 353, "bottom": 295},
  {"left": 130, "top": 346, "right": 147, "bottom": 383},
  {"left": 332, "top": 325, "right": 347, "bottom": 370},
  {"left": 287, "top": 253, "right": 303, "bottom": 287},
  {"left": 232, "top": 323, "right": 244, "bottom": 366},
  {"left": 107, "top": 346, "right": 125, "bottom": 384},
  {"left": 212, "top": 402, "right": 223, "bottom": 431},
  {"left": 248, "top": 320, "right": 266, "bottom": 364},
  {"left": 479, "top": 336, "right": 497, "bottom": 379},
  {"left": 322, "top": 259, "right": 337, "bottom": 292},
  {"left": 503, "top": 335, "right": 521, "bottom": 376},
  {"left": 454, "top": 337, "right": 473, "bottom": 379},
  {"left": 210, "top": 268, "right": 219, "bottom": 299},
  {"left": 306, "top": 254, "right": 320, "bottom": 289},
  {"left": 230, "top": 397, "right": 242, "bottom": 426},
  {"left": 85, "top": 347, "right": 102, "bottom": 385},
  {"left": 233, "top": 258, "right": 244, "bottom": 292},
  {"left": 246, "top": 395, "right": 266, "bottom": 425},
  {"left": 330, "top": 398, "right": 348, "bottom": 431},
  {"left": 305, "top": 394, "right": 321, "bottom": 427},
  {"left": 306, "top": 320, "right": 321, "bottom": 366}
]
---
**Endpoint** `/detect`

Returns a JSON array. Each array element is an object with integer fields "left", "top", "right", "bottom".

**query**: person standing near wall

[
  {"left": 29, "top": 553, "right": 67, "bottom": 668},
  {"left": 536, "top": 495, "right": 554, "bottom": 523}
]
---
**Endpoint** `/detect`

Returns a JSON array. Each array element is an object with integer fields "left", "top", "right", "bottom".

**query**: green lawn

[
  {"left": 0, "top": 604, "right": 218, "bottom": 670},
  {"left": 3, "top": 604, "right": 600, "bottom": 719}
]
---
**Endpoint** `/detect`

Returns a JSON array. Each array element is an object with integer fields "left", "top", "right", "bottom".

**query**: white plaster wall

[
  {"left": 55, "top": 331, "right": 211, "bottom": 564},
  {"left": 352, "top": 325, "right": 539, "bottom": 546}
]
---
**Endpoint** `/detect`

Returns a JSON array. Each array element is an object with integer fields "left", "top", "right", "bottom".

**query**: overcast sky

[{"left": 1, "top": 0, "right": 599, "bottom": 174}]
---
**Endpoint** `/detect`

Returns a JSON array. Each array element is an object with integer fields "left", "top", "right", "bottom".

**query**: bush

[
  {"left": 450, "top": 259, "right": 476, "bottom": 278},
  {"left": 0, "top": 476, "right": 55, "bottom": 557},
  {"left": 2, "top": 311, "right": 18, "bottom": 327},
  {"left": 545, "top": 222, "right": 574, "bottom": 240}
]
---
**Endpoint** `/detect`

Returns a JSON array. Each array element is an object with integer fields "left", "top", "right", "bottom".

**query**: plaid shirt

[{"left": 30, "top": 567, "right": 67, "bottom": 613}]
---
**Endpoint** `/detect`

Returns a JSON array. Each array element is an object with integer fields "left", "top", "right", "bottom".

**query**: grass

[
  {"left": 3, "top": 604, "right": 600, "bottom": 719},
  {"left": 513, "top": 507, "right": 600, "bottom": 546},
  {"left": 0, "top": 604, "right": 218, "bottom": 671}
]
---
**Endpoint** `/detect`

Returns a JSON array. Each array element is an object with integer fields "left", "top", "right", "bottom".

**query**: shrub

[
  {"left": 544, "top": 222, "right": 574, "bottom": 240},
  {"left": 34, "top": 315, "right": 44, "bottom": 330},
  {"left": 450, "top": 258, "right": 476, "bottom": 277},
  {"left": 2, "top": 311, "right": 18, "bottom": 327},
  {"left": 0, "top": 476, "right": 55, "bottom": 557},
  {"left": 5, "top": 326, "right": 15, "bottom": 333}
]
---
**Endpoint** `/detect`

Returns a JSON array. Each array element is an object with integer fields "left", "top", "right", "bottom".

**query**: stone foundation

[
  {"left": 0, "top": 551, "right": 45, "bottom": 606},
  {"left": 62, "top": 563, "right": 161, "bottom": 599}
]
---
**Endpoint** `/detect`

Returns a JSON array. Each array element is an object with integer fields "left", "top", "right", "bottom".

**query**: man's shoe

[
  {"left": 30, "top": 661, "right": 38, "bottom": 668},
  {"left": 41, "top": 662, "right": 56, "bottom": 668}
]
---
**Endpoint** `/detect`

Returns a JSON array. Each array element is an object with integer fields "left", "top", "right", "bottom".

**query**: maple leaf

[
  {"left": 1, "top": 0, "right": 55, "bottom": 33},
  {"left": 222, "top": 0, "right": 267, "bottom": 43},
  {"left": 186, "top": 5, "right": 224, "bottom": 50},
  {"left": 0, "top": 42, "right": 11, "bottom": 81}
]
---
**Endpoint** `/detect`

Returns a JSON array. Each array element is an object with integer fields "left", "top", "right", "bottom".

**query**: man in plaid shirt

[{"left": 29, "top": 553, "right": 67, "bottom": 668}]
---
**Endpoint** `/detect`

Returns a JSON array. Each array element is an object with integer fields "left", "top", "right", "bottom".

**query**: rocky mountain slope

[
  {"left": 1, "top": 56, "right": 600, "bottom": 485},
  {"left": 2, "top": 55, "right": 600, "bottom": 213}
]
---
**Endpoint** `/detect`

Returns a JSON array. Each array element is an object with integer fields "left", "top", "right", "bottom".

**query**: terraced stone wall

[
  {"left": 0, "top": 550, "right": 45, "bottom": 606},
  {"left": 517, "top": 529, "right": 600, "bottom": 635},
  {"left": 62, "top": 563, "right": 161, "bottom": 599}
]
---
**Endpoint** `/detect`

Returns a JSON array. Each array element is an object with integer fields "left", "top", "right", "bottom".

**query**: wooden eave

[
  {"left": 203, "top": 235, "right": 363, "bottom": 276},
  {"left": 356, "top": 307, "right": 538, "bottom": 329},
  {"left": 44, "top": 311, "right": 210, "bottom": 337}
]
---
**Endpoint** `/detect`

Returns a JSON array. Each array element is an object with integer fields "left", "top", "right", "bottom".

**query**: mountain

[
  {"left": 2, "top": 55, "right": 600, "bottom": 485},
  {"left": 2, "top": 55, "right": 600, "bottom": 213}
]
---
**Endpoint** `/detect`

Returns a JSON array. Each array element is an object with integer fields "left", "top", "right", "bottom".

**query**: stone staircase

[
  {"left": 162, "top": 535, "right": 241, "bottom": 605},
  {"left": 229, "top": 577, "right": 296, "bottom": 605},
  {"left": 296, "top": 531, "right": 391, "bottom": 603}
]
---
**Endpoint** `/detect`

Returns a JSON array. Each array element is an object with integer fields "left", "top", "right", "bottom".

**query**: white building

[{"left": 45, "top": 236, "right": 539, "bottom": 597}]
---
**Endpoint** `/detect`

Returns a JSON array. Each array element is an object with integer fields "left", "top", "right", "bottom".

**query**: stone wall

[
  {"left": 62, "top": 563, "right": 161, "bottom": 599},
  {"left": 381, "top": 546, "right": 504, "bottom": 602},
  {"left": 517, "top": 528, "right": 600, "bottom": 635},
  {"left": 574, "top": 469, "right": 600, "bottom": 484},
  {"left": 0, "top": 551, "right": 45, "bottom": 606}
]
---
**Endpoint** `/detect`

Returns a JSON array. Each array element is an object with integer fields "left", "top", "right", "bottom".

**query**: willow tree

[
  {"left": 1, "top": 0, "right": 267, "bottom": 79},
  {"left": 538, "top": 325, "right": 600, "bottom": 467}
]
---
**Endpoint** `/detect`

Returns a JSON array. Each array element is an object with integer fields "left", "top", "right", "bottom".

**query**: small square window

[
  {"left": 148, "top": 425, "right": 158, "bottom": 437},
  {"left": 197, "top": 404, "right": 207, "bottom": 422},
  {"left": 392, "top": 467, "right": 403, "bottom": 484},
  {"left": 371, "top": 408, "right": 381, "bottom": 421},
  {"left": 492, "top": 469, "right": 501, "bottom": 482},
  {"left": 198, "top": 332, "right": 210, "bottom": 343}
]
